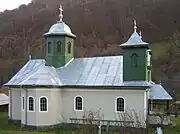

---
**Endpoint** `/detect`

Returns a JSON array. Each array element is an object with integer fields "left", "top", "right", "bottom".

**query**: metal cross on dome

[
  {"left": 58, "top": 5, "right": 63, "bottom": 23},
  {"left": 139, "top": 31, "right": 142, "bottom": 39},
  {"left": 134, "top": 20, "right": 137, "bottom": 32}
]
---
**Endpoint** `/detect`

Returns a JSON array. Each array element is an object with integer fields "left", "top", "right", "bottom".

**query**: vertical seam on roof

[
  {"left": 93, "top": 57, "right": 105, "bottom": 85},
  {"left": 84, "top": 57, "right": 97, "bottom": 85}
]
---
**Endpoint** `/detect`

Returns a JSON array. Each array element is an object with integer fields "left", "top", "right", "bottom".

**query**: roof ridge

[
  {"left": 75, "top": 55, "right": 123, "bottom": 60},
  {"left": 45, "top": 66, "right": 62, "bottom": 85}
]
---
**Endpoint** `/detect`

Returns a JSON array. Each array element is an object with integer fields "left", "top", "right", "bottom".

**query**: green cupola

[
  {"left": 120, "top": 20, "right": 152, "bottom": 82},
  {"left": 44, "top": 5, "right": 76, "bottom": 68}
]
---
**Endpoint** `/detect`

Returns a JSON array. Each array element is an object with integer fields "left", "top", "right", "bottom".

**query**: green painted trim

[{"left": 5, "top": 85, "right": 149, "bottom": 90}]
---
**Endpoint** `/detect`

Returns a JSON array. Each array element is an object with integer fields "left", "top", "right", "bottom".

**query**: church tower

[
  {"left": 120, "top": 20, "right": 152, "bottom": 82},
  {"left": 44, "top": 5, "right": 76, "bottom": 68}
]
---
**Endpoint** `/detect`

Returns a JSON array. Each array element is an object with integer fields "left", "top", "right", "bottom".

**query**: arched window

[
  {"left": 74, "top": 96, "right": 83, "bottom": 111},
  {"left": 28, "top": 96, "right": 34, "bottom": 112},
  {"left": 57, "top": 41, "right": 61, "bottom": 52},
  {"left": 116, "top": 97, "right": 125, "bottom": 112},
  {"left": 47, "top": 42, "right": 52, "bottom": 53},
  {"left": 131, "top": 53, "right": 138, "bottom": 67},
  {"left": 39, "top": 97, "right": 48, "bottom": 112},
  {"left": 67, "top": 42, "right": 71, "bottom": 54}
]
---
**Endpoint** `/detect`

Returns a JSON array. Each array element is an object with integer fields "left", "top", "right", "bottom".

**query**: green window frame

[
  {"left": 131, "top": 53, "right": 138, "bottom": 67},
  {"left": 47, "top": 42, "right": 52, "bottom": 54},
  {"left": 67, "top": 42, "right": 71, "bottom": 54}
]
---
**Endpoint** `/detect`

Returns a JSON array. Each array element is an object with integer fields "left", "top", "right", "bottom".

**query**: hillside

[{"left": 1, "top": 0, "right": 180, "bottom": 98}]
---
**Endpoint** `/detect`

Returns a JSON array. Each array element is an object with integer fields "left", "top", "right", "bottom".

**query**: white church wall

[
  {"left": 21, "top": 88, "right": 37, "bottom": 126},
  {"left": 10, "top": 88, "right": 21, "bottom": 121},
  {"left": 18, "top": 87, "right": 147, "bottom": 128},
  {"left": 20, "top": 88, "right": 63, "bottom": 126},
  {"left": 32, "top": 88, "right": 63, "bottom": 126},
  {"left": 21, "top": 89, "right": 25, "bottom": 125},
  {"left": 61, "top": 88, "right": 147, "bottom": 127},
  {"left": 8, "top": 90, "right": 10, "bottom": 118}
]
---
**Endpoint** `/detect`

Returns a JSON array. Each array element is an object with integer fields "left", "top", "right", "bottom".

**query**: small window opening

[
  {"left": 40, "top": 97, "right": 48, "bottom": 112},
  {"left": 57, "top": 41, "right": 61, "bottom": 52},
  {"left": 116, "top": 97, "right": 125, "bottom": 112},
  {"left": 67, "top": 42, "right": 71, "bottom": 54},
  {"left": 75, "top": 96, "right": 83, "bottom": 111},
  {"left": 131, "top": 53, "right": 138, "bottom": 67},
  {"left": 47, "top": 42, "right": 52, "bottom": 53}
]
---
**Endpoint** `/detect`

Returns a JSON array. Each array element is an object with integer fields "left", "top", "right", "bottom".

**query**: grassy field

[
  {"left": 1, "top": 112, "right": 180, "bottom": 133},
  {"left": 0, "top": 112, "right": 153, "bottom": 134},
  {"left": 0, "top": 112, "right": 55, "bottom": 134}
]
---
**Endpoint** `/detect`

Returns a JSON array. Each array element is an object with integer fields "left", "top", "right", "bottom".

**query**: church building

[{"left": 4, "top": 5, "right": 172, "bottom": 129}]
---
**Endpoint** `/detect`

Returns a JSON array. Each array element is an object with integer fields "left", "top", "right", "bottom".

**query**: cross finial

[
  {"left": 139, "top": 31, "right": 142, "bottom": 39},
  {"left": 58, "top": 5, "right": 63, "bottom": 23},
  {"left": 29, "top": 55, "right": 31, "bottom": 61},
  {"left": 134, "top": 20, "right": 137, "bottom": 32}
]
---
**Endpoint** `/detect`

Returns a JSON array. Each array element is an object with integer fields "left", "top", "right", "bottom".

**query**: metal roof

[
  {"left": 120, "top": 20, "right": 149, "bottom": 47},
  {"left": 5, "top": 56, "right": 152, "bottom": 87},
  {"left": 149, "top": 84, "right": 172, "bottom": 100},
  {"left": 0, "top": 93, "right": 9, "bottom": 105},
  {"left": 19, "top": 65, "right": 63, "bottom": 86},
  {"left": 120, "top": 31, "right": 149, "bottom": 47},
  {"left": 6, "top": 59, "right": 45, "bottom": 85},
  {"left": 44, "top": 22, "right": 76, "bottom": 38},
  {"left": 4, "top": 56, "right": 173, "bottom": 100}
]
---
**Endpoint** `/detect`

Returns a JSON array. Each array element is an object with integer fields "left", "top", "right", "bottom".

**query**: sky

[{"left": 0, "top": 0, "right": 31, "bottom": 11}]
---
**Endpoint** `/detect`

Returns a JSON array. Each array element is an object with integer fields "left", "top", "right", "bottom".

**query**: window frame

[
  {"left": 39, "top": 96, "right": 48, "bottom": 113},
  {"left": 47, "top": 42, "right": 52, "bottom": 54},
  {"left": 115, "top": 96, "right": 125, "bottom": 113},
  {"left": 22, "top": 96, "right": 25, "bottom": 111},
  {"left": 67, "top": 42, "right": 71, "bottom": 54},
  {"left": 131, "top": 53, "right": 138, "bottom": 67},
  {"left": 74, "top": 95, "right": 83, "bottom": 111},
  {"left": 28, "top": 96, "right": 35, "bottom": 112}
]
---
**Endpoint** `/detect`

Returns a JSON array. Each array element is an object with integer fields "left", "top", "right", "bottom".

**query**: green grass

[
  {"left": 0, "top": 112, "right": 58, "bottom": 134},
  {"left": 171, "top": 116, "right": 180, "bottom": 127},
  {"left": 1, "top": 112, "right": 180, "bottom": 134}
]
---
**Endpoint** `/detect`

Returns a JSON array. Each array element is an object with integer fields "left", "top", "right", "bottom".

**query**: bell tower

[
  {"left": 44, "top": 5, "right": 76, "bottom": 68},
  {"left": 120, "top": 20, "right": 152, "bottom": 82}
]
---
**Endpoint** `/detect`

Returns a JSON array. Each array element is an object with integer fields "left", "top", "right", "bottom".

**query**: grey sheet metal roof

[
  {"left": 19, "top": 65, "right": 63, "bottom": 86},
  {"left": 120, "top": 20, "right": 149, "bottom": 47},
  {"left": 5, "top": 56, "right": 151, "bottom": 87},
  {"left": 120, "top": 31, "right": 149, "bottom": 47},
  {"left": 44, "top": 22, "right": 76, "bottom": 38},
  {"left": 4, "top": 56, "right": 173, "bottom": 100},
  {"left": 5, "top": 59, "right": 45, "bottom": 85},
  {"left": 149, "top": 84, "right": 172, "bottom": 100}
]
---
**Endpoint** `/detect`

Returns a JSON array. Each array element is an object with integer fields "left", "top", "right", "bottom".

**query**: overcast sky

[{"left": 0, "top": 0, "right": 31, "bottom": 11}]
